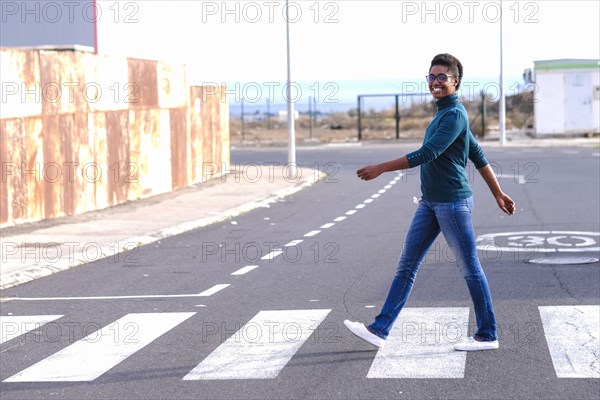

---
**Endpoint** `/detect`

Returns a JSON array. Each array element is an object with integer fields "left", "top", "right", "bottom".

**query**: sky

[{"left": 95, "top": 0, "right": 600, "bottom": 103}]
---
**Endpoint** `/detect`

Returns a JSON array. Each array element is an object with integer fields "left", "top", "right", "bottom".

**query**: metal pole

[
  {"left": 266, "top": 97, "right": 270, "bottom": 130},
  {"left": 285, "top": 0, "right": 297, "bottom": 178},
  {"left": 309, "top": 96, "right": 313, "bottom": 139},
  {"left": 499, "top": 0, "right": 507, "bottom": 146},
  {"left": 241, "top": 97, "right": 245, "bottom": 142},
  {"left": 313, "top": 96, "right": 316, "bottom": 129},
  {"left": 395, "top": 95, "right": 400, "bottom": 139},
  {"left": 481, "top": 90, "right": 487, "bottom": 138},
  {"left": 357, "top": 95, "right": 362, "bottom": 141}
]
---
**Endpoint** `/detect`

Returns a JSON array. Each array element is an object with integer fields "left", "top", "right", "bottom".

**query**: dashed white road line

[
  {"left": 378, "top": 189, "right": 386, "bottom": 194},
  {"left": 285, "top": 240, "right": 303, "bottom": 247},
  {"left": 261, "top": 250, "right": 284, "bottom": 260},
  {"left": 231, "top": 265, "right": 259, "bottom": 276},
  {"left": 320, "top": 223, "right": 335, "bottom": 229},
  {"left": 304, "top": 230, "right": 321, "bottom": 237},
  {"left": 334, "top": 216, "right": 347, "bottom": 222},
  {"left": 345, "top": 210, "right": 357, "bottom": 215},
  {"left": 198, "top": 284, "right": 231, "bottom": 296},
  {"left": 364, "top": 199, "right": 374, "bottom": 204},
  {"left": 371, "top": 194, "right": 380, "bottom": 199},
  {"left": 356, "top": 204, "right": 366, "bottom": 209}
]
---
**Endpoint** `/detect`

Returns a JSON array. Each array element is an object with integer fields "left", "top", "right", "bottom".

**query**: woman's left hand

[{"left": 496, "top": 193, "right": 516, "bottom": 215}]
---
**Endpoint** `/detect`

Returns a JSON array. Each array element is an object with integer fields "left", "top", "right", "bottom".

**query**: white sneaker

[
  {"left": 343, "top": 320, "right": 386, "bottom": 348},
  {"left": 454, "top": 337, "right": 499, "bottom": 351}
]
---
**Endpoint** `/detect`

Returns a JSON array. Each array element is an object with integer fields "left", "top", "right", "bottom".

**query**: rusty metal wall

[{"left": 0, "top": 48, "right": 230, "bottom": 227}]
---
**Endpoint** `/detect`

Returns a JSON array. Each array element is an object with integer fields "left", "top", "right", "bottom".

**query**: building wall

[
  {"left": 0, "top": 48, "right": 229, "bottom": 227},
  {"left": 534, "top": 72, "right": 566, "bottom": 135},
  {"left": 534, "top": 61, "right": 600, "bottom": 136}
]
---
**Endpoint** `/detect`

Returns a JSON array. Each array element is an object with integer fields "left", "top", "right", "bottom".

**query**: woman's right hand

[{"left": 357, "top": 165, "right": 383, "bottom": 181}]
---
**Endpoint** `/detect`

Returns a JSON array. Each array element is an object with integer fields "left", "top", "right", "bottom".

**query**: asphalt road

[{"left": 1, "top": 143, "right": 599, "bottom": 400}]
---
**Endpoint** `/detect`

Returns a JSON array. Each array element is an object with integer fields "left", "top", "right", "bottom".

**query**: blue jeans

[{"left": 369, "top": 196, "right": 497, "bottom": 341}]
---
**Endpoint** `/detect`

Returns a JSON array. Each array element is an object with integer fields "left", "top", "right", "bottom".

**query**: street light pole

[
  {"left": 285, "top": 0, "right": 297, "bottom": 178},
  {"left": 499, "top": 0, "right": 507, "bottom": 146}
]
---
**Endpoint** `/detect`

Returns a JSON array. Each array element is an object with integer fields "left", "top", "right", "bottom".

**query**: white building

[{"left": 533, "top": 59, "right": 600, "bottom": 136}]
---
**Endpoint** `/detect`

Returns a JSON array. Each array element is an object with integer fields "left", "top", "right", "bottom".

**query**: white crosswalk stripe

[
  {"left": 183, "top": 309, "right": 331, "bottom": 380},
  {"left": 1, "top": 315, "right": 63, "bottom": 344},
  {"left": 367, "top": 308, "right": 470, "bottom": 379},
  {"left": 2, "top": 306, "right": 599, "bottom": 382},
  {"left": 539, "top": 305, "right": 600, "bottom": 378},
  {"left": 4, "top": 312, "right": 195, "bottom": 382}
]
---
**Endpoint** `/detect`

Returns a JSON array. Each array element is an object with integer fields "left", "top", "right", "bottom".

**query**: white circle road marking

[{"left": 476, "top": 231, "right": 600, "bottom": 253}]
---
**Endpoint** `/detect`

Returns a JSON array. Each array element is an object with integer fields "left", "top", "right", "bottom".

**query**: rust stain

[
  {"left": 5, "top": 119, "right": 27, "bottom": 222},
  {"left": 39, "top": 51, "right": 61, "bottom": 116},
  {"left": 127, "top": 110, "right": 142, "bottom": 200},
  {"left": 73, "top": 112, "right": 91, "bottom": 215},
  {"left": 0, "top": 121, "right": 8, "bottom": 224},
  {"left": 127, "top": 59, "right": 158, "bottom": 109},
  {"left": 105, "top": 110, "right": 130, "bottom": 206},
  {"left": 128, "top": 109, "right": 159, "bottom": 198},
  {"left": 42, "top": 115, "right": 62, "bottom": 219},
  {"left": 91, "top": 112, "right": 108, "bottom": 211},
  {"left": 169, "top": 108, "right": 187, "bottom": 189},
  {"left": 24, "top": 117, "right": 44, "bottom": 221},
  {"left": 60, "top": 114, "right": 75, "bottom": 215}
]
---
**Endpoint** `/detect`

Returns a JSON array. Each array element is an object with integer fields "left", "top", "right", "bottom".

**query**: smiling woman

[{"left": 345, "top": 53, "right": 516, "bottom": 352}]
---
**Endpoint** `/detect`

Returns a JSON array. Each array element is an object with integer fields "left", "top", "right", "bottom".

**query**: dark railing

[{"left": 357, "top": 93, "right": 431, "bottom": 140}]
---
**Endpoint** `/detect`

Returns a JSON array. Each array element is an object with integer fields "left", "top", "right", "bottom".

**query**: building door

[{"left": 565, "top": 72, "right": 593, "bottom": 133}]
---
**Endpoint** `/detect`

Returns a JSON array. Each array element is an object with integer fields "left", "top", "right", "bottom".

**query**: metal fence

[
  {"left": 357, "top": 92, "right": 492, "bottom": 140},
  {"left": 357, "top": 93, "right": 432, "bottom": 140}
]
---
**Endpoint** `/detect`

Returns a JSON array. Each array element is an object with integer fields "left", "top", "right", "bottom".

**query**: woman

[{"left": 344, "top": 53, "right": 515, "bottom": 351}]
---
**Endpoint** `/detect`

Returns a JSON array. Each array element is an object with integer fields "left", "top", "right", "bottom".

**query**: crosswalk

[{"left": 1, "top": 306, "right": 598, "bottom": 382}]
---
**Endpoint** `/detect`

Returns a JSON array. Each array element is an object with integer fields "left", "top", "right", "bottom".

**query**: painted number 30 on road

[{"left": 476, "top": 231, "right": 600, "bottom": 253}]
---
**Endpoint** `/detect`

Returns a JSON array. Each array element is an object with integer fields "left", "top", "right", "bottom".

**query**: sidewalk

[{"left": 0, "top": 167, "right": 323, "bottom": 291}]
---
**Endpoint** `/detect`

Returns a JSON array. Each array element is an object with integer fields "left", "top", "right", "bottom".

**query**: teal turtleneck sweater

[{"left": 406, "top": 93, "right": 489, "bottom": 202}]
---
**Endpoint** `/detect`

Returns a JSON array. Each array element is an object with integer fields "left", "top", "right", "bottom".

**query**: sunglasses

[{"left": 426, "top": 73, "right": 457, "bottom": 83}]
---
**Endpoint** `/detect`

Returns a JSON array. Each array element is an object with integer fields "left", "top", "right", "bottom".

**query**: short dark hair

[{"left": 430, "top": 53, "right": 463, "bottom": 90}]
